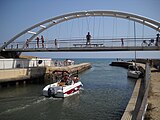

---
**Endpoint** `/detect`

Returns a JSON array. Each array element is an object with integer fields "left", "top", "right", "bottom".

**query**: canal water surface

[{"left": 0, "top": 59, "right": 136, "bottom": 120}]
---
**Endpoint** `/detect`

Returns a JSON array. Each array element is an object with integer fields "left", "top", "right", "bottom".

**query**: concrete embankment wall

[
  {"left": 110, "top": 61, "right": 132, "bottom": 69},
  {"left": 0, "top": 67, "right": 46, "bottom": 83},
  {"left": 0, "top": 58, "right": 52, "bottom": 69},
  {"left": 121, "top": 63, "right": 151, "bottom": 120},
  {"left": 121, "top": 79, "right": 142, "bottom": 120},
  {"left": 0, "top": 63, "right": 91, "bottom": 84},
  {"left": 110, "top": 61, "right": 153, "bottom": 119}
]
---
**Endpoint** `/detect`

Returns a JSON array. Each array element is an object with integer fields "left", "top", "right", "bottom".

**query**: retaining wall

[
  {"left": 0, "top": 63, "right": 91, "bottom": 83},
  {"left": 121, "top": 63, "right": 151, "bottom": 120},
  {"left": 0, "top": 67, "right": 46, "bottom": 83}
]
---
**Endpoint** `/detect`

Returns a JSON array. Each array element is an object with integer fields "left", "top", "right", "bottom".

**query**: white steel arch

[{"left": 1, "top": 10, "right": 160, "bottom": 50}]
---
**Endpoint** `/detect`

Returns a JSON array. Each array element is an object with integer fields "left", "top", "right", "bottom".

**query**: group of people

[
  {"left": 60, "top": 71, "right": 79, "bottom": 85},
  {"left": 86, "top": 32, "right": 160, "bottom": 47},
  {"left": 25, "top": 36, "right": 59, "bottom": 48},
  {"left": 26, "top": 35, "right": 44, "bottom": 48},
  {"left": 35, "top": 35, "right": 45, "bottom": 48},
  {"left": 25, "top": 32, "right": 92, "bottom": 49},
  {"left": 25, "top": 32, "right": 160, "bottom": 48},
  {"left": 54, "top": 59, "right": 74, "bottom": 67}
]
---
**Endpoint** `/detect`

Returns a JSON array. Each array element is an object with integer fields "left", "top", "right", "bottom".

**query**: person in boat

[
  {"left": 61, "top": 72, "right": 72, "bottom": 85},
  {"left": 72, "top": 75, "right": 79, "bottom": 83},
  {"left": 62, "top": 74, "right": 69, "bottom": 82}
]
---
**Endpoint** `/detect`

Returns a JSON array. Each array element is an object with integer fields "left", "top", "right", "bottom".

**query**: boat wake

[
  {"left": 0, "top": 103, "right": 31, "bottom": 115},
  {"left": 0, "top": 96, "right": 58, "bottom": 115}
]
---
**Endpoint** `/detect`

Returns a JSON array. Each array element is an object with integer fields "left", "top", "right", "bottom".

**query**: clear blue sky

[{"left": 0, "top": 0, "right": 160, "bottom": 58}]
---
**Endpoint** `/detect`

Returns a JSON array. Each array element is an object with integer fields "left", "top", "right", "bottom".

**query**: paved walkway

[
  {"left": 145, "top": 71, "right": 160, "bottom": 120},
  {"left": 121, "top": 79, "right": 141, "bottom": 120}
]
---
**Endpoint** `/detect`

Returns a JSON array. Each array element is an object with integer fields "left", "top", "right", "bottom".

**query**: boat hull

[
  {"left": 42, "top": 81, "right": 83, "bottom": 98},
  {"left": 127, "top": 70, "right": 141, "bottom": 79}
]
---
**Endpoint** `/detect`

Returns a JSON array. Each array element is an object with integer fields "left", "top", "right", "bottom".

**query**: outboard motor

[{"left": 48, "top": 87, "right": 55, "bottom": 97}]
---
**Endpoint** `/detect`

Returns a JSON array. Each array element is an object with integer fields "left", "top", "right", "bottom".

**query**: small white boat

[
  {"left": 127, "top": 65, "right": 141, "bottom": 79},
  {"left": 42, "top": 70, "right": 83, "bottom": 98}
]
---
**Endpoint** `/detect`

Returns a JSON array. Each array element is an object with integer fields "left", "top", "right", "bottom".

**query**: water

[{"left": 0, "top": 59, "right": 136, "bottom": 120}]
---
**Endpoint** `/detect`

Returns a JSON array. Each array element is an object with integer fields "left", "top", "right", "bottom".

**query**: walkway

[{"left": 145, "top": 71, "right": 160, "bottom": 119}]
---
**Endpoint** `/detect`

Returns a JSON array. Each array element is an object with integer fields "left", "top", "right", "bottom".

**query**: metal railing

[
  {"left": 136, "top": 62, "right": 151, "bottom": 120},
  {"left": 1, "top": 37, "right": 156, "bottom": 50}
]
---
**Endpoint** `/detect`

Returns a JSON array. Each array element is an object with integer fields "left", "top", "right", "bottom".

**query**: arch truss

[{"left": 1, "top": 10, "right": 160, "bottom": 50}]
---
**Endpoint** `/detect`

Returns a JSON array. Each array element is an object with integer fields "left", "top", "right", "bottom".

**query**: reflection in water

[{"left": 0, "top": 59, "right": 135, "bottom": 120}]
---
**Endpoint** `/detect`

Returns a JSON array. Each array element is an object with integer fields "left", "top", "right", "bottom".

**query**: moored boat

[{"left": 127, "top": 64, "right": 141, "bottom": 79}]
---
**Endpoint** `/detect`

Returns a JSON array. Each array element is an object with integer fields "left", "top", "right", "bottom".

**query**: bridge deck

[
  {"left": 73, "top": 43, "right": 104, "bottom": 47},
  {"left": 2, "top": 46, "right": 160, "bottom": 52}
]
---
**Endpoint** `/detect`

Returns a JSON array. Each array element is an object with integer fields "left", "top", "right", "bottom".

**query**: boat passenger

[
  {"left": 72, "top": 76, "right": 79, "bottom": 83},
  {"left": 61, "top": 74, "right": 68, "bottom": 82},
  {"left": 66, "top": 79, "right": 73, "bottom": 85}
]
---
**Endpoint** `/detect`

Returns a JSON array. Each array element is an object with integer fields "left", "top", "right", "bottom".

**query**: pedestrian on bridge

[
  {"left": 155, "top": 33, "right": 160, "bottom": 46},
  {"left": 121, "top": 38, "right": 124, "bottom": 46},
  {"left": 35, "top": 37, "right": 40, "bottom": 48},
  {"left": 54, "top": 39, "right": 58, "bottom": 48},
  {"left": 41, "top": 35, "right": 44, "bottom": 48},
  {"left": 26, "top": 39, "right": 29, "bottom": 48},
  {"left": 86, "top": 32, "right": 91, "bottom": 45}
]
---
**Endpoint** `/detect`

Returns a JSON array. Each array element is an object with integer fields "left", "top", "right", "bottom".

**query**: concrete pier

[
  {"left": 44, "top": 63, "right": 91, "bottom": 81},
  {"left": 0, "top": 63, "right": 91, "bottom": 86},
  {"left": 110, "top": 61, "right": 132, "bottom": 69},
  {"left": 0, "top": 67, "right": 46, "bottom": 83}
]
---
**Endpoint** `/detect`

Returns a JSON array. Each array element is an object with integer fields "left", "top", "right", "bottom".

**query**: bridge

[{"left": 0, "top": 10, "right": 160, "bottom": 58}]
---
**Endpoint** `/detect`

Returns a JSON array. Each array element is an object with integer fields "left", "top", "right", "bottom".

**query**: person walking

[
  {"left": 121, "top": 38, "right": 124, "bottom": 46},
  {"left": 41, "top": 35, "right": 44, "bottom": 48},
  {"left": 86, "top": 32, "right": 91, "bottom": 45}
]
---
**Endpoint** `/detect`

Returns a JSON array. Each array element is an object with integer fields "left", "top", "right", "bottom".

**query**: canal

[{"left": 0, "top": 59, "right": 136, "bottom": 120}]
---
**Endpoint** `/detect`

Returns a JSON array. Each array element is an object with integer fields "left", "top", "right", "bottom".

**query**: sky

[{"left": 0, "top": 0, "right": 160, "bottom": 58}]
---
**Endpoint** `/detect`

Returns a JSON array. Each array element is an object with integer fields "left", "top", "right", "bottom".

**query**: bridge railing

[
  {"left": 136, "top": 62, "right": 151, "bottom": 120},
  {"left": 2, "top": 37, "right": 156, "bottom": 50}
]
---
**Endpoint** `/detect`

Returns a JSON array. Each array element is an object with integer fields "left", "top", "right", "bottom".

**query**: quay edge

[
  {"left": 44, "top": 63, "right": 92, "bottom": 81},
  {"left": 0, "top": 63, "right": 92, "bottom": 86},
  {"left": 113, "top": 59, "right": 160, "bottom": 120}
]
